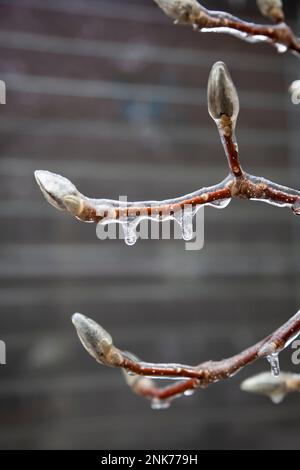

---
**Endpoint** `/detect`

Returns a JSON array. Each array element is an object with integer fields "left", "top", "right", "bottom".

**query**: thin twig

[
  {"left": 153, "top": 0, "right": 300, "bottom": 56},
  {"left": 72, "top": 310, "right": 300, "bottom": 407},
  {"left": 241, "top": 371, "right": 300, "bottom": 404}
]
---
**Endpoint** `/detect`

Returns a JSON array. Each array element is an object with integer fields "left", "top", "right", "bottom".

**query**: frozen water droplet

[
  {"left": 126, "top": 370, "right": 136, "bottom": 376},
  {"left": 275, "top": 43, "right": 288, "bottom": 53},
  {"left": 151, "top": 399, "right": 170, "bottom": 411},
  {"left": 184, "top": 389, "right": 195, "bottom": 397},
  {"left": 267, "top": 353, "right": 280, "bottom": 377},
  {"left": 123, "top": 222, "right": 138, "bottom": 246},
  {"left": 182, "top": 212, "right": 194, "bottom": 241},
  {"left": 208, "top": 198, "right": 231, "bottom": 209}
]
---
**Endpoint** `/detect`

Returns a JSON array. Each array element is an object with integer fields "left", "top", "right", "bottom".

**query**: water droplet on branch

[
  {"left": 208, "top": 198, "right": 231, "bottom": 209},
  {"left": 184, "top": 389, "right": 195, "bottom": 397}
]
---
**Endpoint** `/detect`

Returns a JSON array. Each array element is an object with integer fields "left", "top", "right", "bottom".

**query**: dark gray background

[{"left": 0, "top": 0, "right": 299, "bottom": 450}]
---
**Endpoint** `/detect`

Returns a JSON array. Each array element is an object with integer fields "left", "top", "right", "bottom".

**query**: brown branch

[
  {"left": 72, "top": 310, "right": 300, "bottom": 407},
  {"left": 153, "top": 0, "right": 300, "bottom": 56},
  {"left": 35, "top": 62, "right": 300, "bottom": 238}
]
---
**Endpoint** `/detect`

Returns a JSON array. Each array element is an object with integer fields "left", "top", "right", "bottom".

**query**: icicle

[
  {"left": 267, "top": 353, "right": 280, "bottom": 377},
  {"left": 123, "top": 221, "right": 138, "bottom": 246},
  {"left": 151, "top": 399, "right": 170, "bottom": 411},
  {"left": 292, "top": 200, "right": 300, "bottom": 215}
]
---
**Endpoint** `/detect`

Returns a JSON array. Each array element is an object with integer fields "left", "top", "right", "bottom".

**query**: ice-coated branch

[
  {"left": 72, "top": 310, "right": 300, "bottom": 408},
  {"left": 35, "top": 62, "right": 300, "bottom": 246},
  {"left": 241, "top": 371, "right": 300, "bottom": 404},
  {"left": 290, "top": 80, "right": 300, "bottom": 105},
  {"left": 153, "top": 0, "right": 300, "bottom": 55}
]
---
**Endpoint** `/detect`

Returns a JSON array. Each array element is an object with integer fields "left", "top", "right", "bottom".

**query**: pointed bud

[
  {"left": 72, "top": 313, "right": 121, "bottom": 366},
  {"left": 256, "top": 0, "right": 284, "bottom": 22},
  {"left": 34, "top": 170, "right": 78, "bottom": 211},
  {"left": 153, "top": 0, "right": 202, "bottom": 24},
  {"left": 207, "top": 61, "right": 240, "bottom": 125}
]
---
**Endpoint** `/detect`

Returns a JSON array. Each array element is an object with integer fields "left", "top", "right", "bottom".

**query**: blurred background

[{"left": 0, "top": 0, "right": 299, "bottom": 450}]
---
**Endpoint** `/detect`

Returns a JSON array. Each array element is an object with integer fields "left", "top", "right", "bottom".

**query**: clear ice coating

[
  {"left": 201, "top": 27, "right": 269, "bottom": 45},
  {"left": 134, "top": 361, "right": 192, "bottom": 381},
  {"left": 151, "top": 399, "right": 171, "bottom": 411},
  {"left": 270, "top": 392, "right": 285, "bottom": 405},
  {"left": 267, "top": 353, "right": 280, "bottom": 377}
]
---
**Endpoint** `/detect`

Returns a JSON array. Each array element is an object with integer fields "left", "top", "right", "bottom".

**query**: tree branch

[
  {"left": 153, "top": 0, "right": 300, "bottom": 56},
  {"left": 71, "top": 310, "right": 300, "bottom": 408},
  {"left": 35, "top": 62, "right": 300, "bottom": 245}
]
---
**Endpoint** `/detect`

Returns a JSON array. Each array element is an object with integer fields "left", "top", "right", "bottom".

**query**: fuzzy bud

[
  {"left": 72, "top": 313, "right": 122, "bottom": 366},
  {"left": 241, "top": 372, "right": 292, "bottom": 404},
  {"left": 256, "top": 0, "right": 284, "bottom": 22}
]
